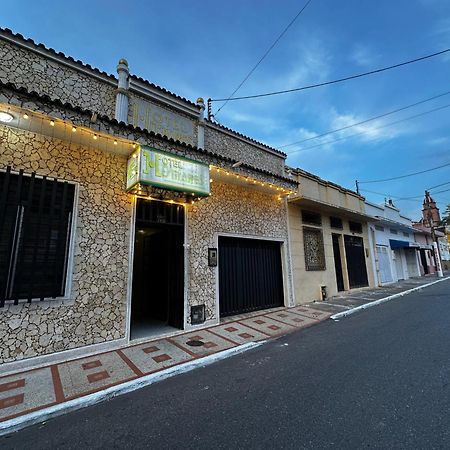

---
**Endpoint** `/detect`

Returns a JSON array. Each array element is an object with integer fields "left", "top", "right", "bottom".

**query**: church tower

[{"left": 422, "top": 191, "right": 441, "bottom": 226}]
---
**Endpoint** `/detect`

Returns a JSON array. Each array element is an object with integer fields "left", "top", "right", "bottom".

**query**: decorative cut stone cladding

[
  {"left": 0, "top": 39, "right": 117, "bottom": 118},
  {"left": 0, "top": 126, "right": 131, "bottom": 364},
  {"left": 204, "top": 125, "right": 286, "bottom": 177},
  {"left": 127, "top": 92, "right": 198, "bottom": 146},
  {"left": 187, "top": 181, "right": 293, "bottom": 322}
]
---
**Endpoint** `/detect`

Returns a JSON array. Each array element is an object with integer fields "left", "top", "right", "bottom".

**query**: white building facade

[{"left": 366, "top": 201, "right": 421, "bottom": 286}]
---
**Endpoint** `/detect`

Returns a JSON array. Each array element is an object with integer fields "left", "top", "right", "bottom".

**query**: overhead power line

[
  {"left": 210, "top": 47, "right": 450, "bottom": 103},
  {"left": 278, "top": 90, "right": 450, "bottom": 149},
  {"left": 359, "top": 162, "right": 450, "bottom": 184},
  {"left": 214, "top": 0, "right": 313, "bottom": 117},
  {"left": 285, "top": 102, "right": 450, "bottom": 155},
  {"left": 427, "top": 180, "right": 450, "bottom": 190}
]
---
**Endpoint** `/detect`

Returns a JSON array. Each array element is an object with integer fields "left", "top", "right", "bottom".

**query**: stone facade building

[
  {"left": 287, "top": 168, "right": 375, "bottom": 304},
  {"left": 0, "top": 28, "right": 297, "bottom": 368}
]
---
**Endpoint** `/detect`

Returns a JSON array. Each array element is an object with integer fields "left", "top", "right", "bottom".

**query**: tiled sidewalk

[{"left": 0, "top": 305, "right": 331, "bottom": 424}]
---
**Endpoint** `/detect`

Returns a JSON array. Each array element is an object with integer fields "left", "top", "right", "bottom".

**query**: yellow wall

[{"left": 289, "top": 172, "right": 375, "bottom": 304}]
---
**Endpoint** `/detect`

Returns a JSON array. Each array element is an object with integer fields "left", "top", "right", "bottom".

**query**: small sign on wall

[{"left": 208, "top": 248, "right": 218, "bottom": 267}]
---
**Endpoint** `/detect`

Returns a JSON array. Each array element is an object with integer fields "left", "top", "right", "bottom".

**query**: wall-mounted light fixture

[{"left": 0, "top": 111, "right": 14, "bottom": 123}]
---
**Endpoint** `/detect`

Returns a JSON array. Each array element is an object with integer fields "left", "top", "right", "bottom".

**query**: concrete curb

[
  {"left": 330, "top": 276, "right": 450, "bottom": 321},
  {"left": 0, "top": 341, "right": 263, "bottom": 437}
]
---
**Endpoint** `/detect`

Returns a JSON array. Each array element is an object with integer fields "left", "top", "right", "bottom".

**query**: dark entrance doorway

[
  {"left": 332, "top": 234, "right": 345, "bottom": 292},
  {"left": 218, "top": 236, "right": 284, "bottom": 317},
  {"left": 131, "top": 199, "right": 184, "bottom": 339},
  {"left": 344, "top": 235, "right": 369, "bottom": 289},
  {"left": 419, "top": 249, "right": 429, "bottom": 274}
]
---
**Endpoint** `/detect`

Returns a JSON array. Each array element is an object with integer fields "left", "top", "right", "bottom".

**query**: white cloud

[{"left": 349, "top": 44, "right": 380, "bottom": 68}]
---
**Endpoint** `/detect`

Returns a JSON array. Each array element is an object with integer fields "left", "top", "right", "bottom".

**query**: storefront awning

[{"left": 389, "top": 239, "right": 418, "bottom": 249}]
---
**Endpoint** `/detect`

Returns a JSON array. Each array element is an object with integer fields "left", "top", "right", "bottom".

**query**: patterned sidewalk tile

[
  {"left": 169, "top": 330, "right": 235, "bottom": 357},
  {"left": 0, "top": 367, "right": 55, "bottom": 421},
  {"left": 289, "top": 306, "right": 332, "bottom": 321},
  {"left": 210, "top": 322, "right": 270, "bottom": 344},
  {"left": 58, "top": 351, "right": 137, "bottom": 399},
  {"left": 239, "top": 316, "right": 296, "bottom": 336},
  {"left": 121, "top": 339, "right": 194, "bottom": 375},
  {"left": 265, "top": 310, "right": 318, "bottom": 328}
]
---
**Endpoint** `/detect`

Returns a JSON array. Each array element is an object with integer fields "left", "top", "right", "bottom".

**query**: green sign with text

[{"left": 126, "top": 146, "right": 210, "bottom": 196}]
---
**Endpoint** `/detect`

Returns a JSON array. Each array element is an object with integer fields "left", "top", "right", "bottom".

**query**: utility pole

[
  {"left": 355, "top": 180, "right": 360, "bottom": 195},
  {"left": 426, "top": 197, "right": 444, "bottom": 278}
]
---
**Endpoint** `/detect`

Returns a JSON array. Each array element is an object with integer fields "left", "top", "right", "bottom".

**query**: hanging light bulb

[
  {"left": 23, "top": 113, "right": 29, "bottom": 119},
  {"left": 93, "top": 134, "right": 98, "bottom": 140},
  {"left": 72, "top": 126, "right": 77, "bottom": 132},
  {"left": 50, "top": 120, "right": 55, "bottom": 126},
  {"left": 114, "top": 140, "right": 118, "bottom": 145}
]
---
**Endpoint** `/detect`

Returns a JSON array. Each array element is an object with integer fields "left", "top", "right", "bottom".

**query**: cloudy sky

[{"left": 3, "top": 0, "right": 450, "bottom": 219}]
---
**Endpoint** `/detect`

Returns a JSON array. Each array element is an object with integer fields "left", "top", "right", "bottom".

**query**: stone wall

[
  {"left": 204, "top": 125, "right": 286, "bottom": 176},
  {"left": 0, "top": 38, "right": 117, "bottom": 118},
  {"left": 187, "top": 181, "right": 293, "bottom": 321},
  {"left": 0, "top": 126, "right": 131, "bottom": 364}
]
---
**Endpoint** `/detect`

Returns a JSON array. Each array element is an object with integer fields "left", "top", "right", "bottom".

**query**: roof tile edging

[
  {"left": 0, "top": 81, "right": 296, "bottom": 186},
  {"left": 0, "top": 27, "right": 198, "bottom": 108}
]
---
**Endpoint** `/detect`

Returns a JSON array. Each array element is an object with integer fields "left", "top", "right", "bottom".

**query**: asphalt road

[{"left": 2, "top": 279, "right": 450, "bottom": 449}]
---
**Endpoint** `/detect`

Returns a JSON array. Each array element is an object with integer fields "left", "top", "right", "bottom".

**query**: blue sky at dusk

[{"left": 3, "top": 0, "right": 450, "bottom": 219}]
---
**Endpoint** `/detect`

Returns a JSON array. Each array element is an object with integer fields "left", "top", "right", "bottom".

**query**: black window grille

[
  {"left": 0, "top": 167, "right": 75, "bottom": 307},
  {"left": 349, "top": 221, "right": 363, "bottom": 233},
  {"left": 330, "top": 216, "right": 343, "bottom": 229},
  {"left": 301, "top": 210, "right": 322, "bottom": 226},
  {"left": 390, "top": 229, "right": 398, "bottom": 235},
  {"left": 303, "top": 227, "right": 326, "bottom": 271}
]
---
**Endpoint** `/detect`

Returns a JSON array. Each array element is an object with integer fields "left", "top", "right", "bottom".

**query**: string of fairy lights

[{"left": 1, "top": 105, "right": 297, "bottom": 204}]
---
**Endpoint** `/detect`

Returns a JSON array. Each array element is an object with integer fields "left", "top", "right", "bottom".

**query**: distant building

[
  {"left": 413, "top": 192, "right": 448, "bottom": 272},
  {"left": 366, "top": 200, "right": 421, "bottom": 285}
]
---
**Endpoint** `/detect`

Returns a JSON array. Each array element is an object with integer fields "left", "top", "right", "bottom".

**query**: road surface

[{"left": 2, "top": 279, "right": 449, "bottom": 449}]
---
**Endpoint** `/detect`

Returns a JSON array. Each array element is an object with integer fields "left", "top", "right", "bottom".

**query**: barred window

[
  {"left": 0, "top": 168, "right": 75, "bottom": 306},
  {"left": 301, "top": 210, "right": 322, "bottom": 226},
  {"left": 349, "top": 221, "right": 363, "bottom": 233},
  {"left": 303, "top": 227, "right": 326, "bottom": 271},
  {"left": 375, "top": 225, "right": 384, "bottom": 232},
  {"left": 330, "top": 216, "right": 343, "bottom": 229},
  {"left": 390, "top": 229, "right": 398, "bottom": 235}
]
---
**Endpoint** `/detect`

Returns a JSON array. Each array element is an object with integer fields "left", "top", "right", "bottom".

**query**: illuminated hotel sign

[{"left": 126, "top": 146, "right": 210, "bottom": 196}]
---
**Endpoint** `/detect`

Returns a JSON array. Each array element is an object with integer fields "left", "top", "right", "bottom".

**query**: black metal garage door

[
  {"left": 218, "top": 236, "right": 284, "bottom": 317},
  {"left": 344, "top": 235, "right": 369, "bottom": 289}
]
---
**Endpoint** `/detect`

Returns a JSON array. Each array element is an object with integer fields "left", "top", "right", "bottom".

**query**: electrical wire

[
  {"left": 426, "top": 180, "right": 450, "bottom": 190},
  {"left": 278, "top": 90, "right": 450, "bottom": 148},
  {"left": 285, "top": 103, "right": 450, "bottom": 155},
  {"left": 211, "top": 47, "right": 450, "bottom": 102},
  {"left": 214, "top": 0, "right": 313, "bottom": 116},
  {"left": 359, "top": 162, "right": 450, "bottom": 184}
]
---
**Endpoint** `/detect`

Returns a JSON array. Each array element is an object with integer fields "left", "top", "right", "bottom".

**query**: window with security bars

[
  {"left": 330, "top": 216, "right": 343, "bottom": 229},
  {"left": 0, "top": 168, "right": 75, "bottom": 307},
  {"left": 303, "top": 227, "right": 326, "bottom": 271},
  {"left": 349, "top": 221, "right": 363, "bottom": 233},
  {"left": 301, "top": 210, "right": 322, "bottom": 226}
]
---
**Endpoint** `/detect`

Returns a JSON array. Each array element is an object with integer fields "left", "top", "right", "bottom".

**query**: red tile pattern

[
  {"left": 0, "top": 379, "right": 25, "bottom": 393},
  {"left": 0, "top": 394, "right": 24, "bottom": 410},
  {"left": 143, "top": 346, "right": 159, "bottom": 354},
  {"left": 152, "top": 354, "right": 172, "bottom": 363},
  {"left": 82, "top": 360, "right": 102, "bottom": 370},
  {"left": 87, "top": 371, "right": 110, "bottom": 384},
  {"left": 0, "top": 306, "right": 329, "bottom": 424}
]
